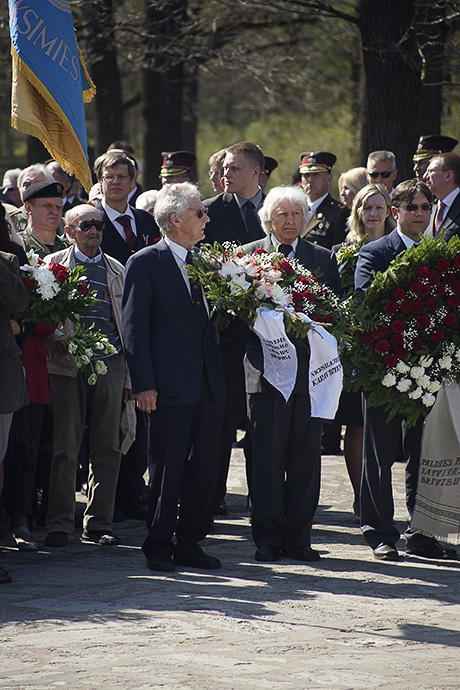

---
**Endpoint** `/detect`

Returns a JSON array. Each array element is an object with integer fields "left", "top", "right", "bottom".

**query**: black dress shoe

[
  {"left": 174, "top": 546, "right": 221, "bottom": 569},
  {"left": 146, "top": 556, "right": 175, "bottom": 573},
  {"left": 373, "top": 543, "right": 400, "bottom": 561},
  {"left": 44, "top": 531, "right": 68, "bottom": 547},
  {"left": 254, "top": 545, "right": 280, "bottom": 562},
  {"left": 406, "top": 540, "right": 446, "bottom": 559},
  {"left": 285, "top": 546, "right": 321, "bottom": 562},
  {"left": 81, "top": 530, "right": 119, "bottom": 545},
  {"left": 214, "top": 499, "right": 228, "bottom": 517}
]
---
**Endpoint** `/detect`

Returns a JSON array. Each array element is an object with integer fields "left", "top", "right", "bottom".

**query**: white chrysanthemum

[
  {"left": 229, "top": 274, "right": 251, "bottom": 293},
  {"left": 396, "top": 361, "right": 410, "bottom": 374},
  {"left": 409, "top": 387, "right": 423, "bottom": 399},
  {"left": 271, "top": 283, "right": 292, "bottom": 308},
  {"left": 419, "top": 355, "right": 433, "bottom": 368},
  {"left": 439, "top": 356, "right": 452, "bottom": 369},
  {"left": 396, "top": 378, "right": 411, "bottom": 392},
  {"left": 422, "top": 392, "right": 436, "bottom": 407},
  {"left": 418, "top": 374, "right": 431, "bottom": 389},
  {"left": 382, "top": 373, "right": 396, "bottom": 387},
  {"left": 410, "top": 366, "right": 425, "bottom": 380},
  {"left": 427, "top": 380, "right": 442, "bottom": 393},
  {"left": 95, "top": 360, "right": 108, "bottom": 375}
]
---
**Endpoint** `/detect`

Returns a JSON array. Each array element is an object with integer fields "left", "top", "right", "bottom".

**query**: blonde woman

[{"left": 338, "top": 167, "right": 368, "bottom": 208}]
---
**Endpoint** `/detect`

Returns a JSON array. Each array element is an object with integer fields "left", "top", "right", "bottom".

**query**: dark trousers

[
  {"left": 360, "top": 402, "right": 423, "bottom": 548},
  {"left": 142, "top": 375, "right": 224, "bottom": 560},
  {"left": 248, "top": 390, "right": 322, "bottom": 550}
]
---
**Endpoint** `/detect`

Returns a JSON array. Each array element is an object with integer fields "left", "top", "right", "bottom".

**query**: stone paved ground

[{"left": 1, "top": 446, "right": 460, "bottom": 690}]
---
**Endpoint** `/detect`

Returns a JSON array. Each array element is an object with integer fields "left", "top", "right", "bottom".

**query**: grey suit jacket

[{"left": 0, "top": 252, "right": 29, "bottom": 414}]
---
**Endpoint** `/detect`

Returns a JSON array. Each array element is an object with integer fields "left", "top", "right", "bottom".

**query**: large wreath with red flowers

[{"left": 345, "top": 235, "right": 460, "bottom": 426}]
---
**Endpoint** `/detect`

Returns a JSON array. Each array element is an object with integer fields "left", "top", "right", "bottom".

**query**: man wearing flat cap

[
  {"left": 19, "top": 181, "right": 69, "bottom": 259},
  {"left": 160, "top": 151, "right": 196, "bottom": 185},
  {"left": 413, "top": 134, "right": 458, "bottom": 180},
  {"left": 299, "top": 151, "right": 349, "bottom": 249}
]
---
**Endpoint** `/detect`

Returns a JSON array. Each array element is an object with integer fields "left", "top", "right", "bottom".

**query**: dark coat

[
  {"left": 203, "top": 192, "right": 265, "bottom": 245},
  {"left": 97, "top": 203, "right": 161, "bottom": 266},
  {"left": 354, "top": 228, "right": 407, "bottom": 292},
  {"left": 301, "top": 193, "right": 349, "bottom": 249}
]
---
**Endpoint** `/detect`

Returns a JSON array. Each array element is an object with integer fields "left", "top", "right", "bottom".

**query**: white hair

[
  {"left": 258, "top": 185, "right": 310, "bottom": 235},
  {"left": 154, "top": 182, "right": 201, "bottom": 233},
  {"left": 135, "top": 189, "right": 158, "bottom": 214}
]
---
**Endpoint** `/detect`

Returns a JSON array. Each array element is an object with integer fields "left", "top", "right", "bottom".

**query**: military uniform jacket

[{"left": 301, "top": 193, "right": 349, "bottom": 250}]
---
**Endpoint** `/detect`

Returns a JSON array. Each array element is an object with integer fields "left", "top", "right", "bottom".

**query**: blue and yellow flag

[{"left": 9, "top": 0, "right": 96, "bottom": 192}]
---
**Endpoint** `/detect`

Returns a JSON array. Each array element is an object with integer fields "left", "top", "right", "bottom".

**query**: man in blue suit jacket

[
  {"left": 122, "top": 182, "right": 226, "bottom": 573},
  {"left": 355, "top": 179, "right": 452, "bottom": 561}
]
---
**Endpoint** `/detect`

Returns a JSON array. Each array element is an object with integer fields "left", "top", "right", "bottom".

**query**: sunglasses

[
  {"left": 190, "top": 207, "right": 208, "bottom": 218},
  {"left": 77, "top": 220, "right": 105, "bottom": 232},
  {"left": 367, "top": 170, "right": 394, "bottom": 179},
  {"left": 398, "top": 203, "right": 432, "bottom": 213}
]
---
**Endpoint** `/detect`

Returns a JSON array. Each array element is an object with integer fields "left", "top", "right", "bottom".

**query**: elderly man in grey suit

[{"left": 242, "top": 186, "right": 341, "bottom": 563}]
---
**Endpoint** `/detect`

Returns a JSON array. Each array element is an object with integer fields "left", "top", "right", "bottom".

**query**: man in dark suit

[
  {"left": 122, "top": 182, "right": 226, "bottom": 573},
  {"left": 95, "top": 150, "right": 161, "bottom": 520},
  {"left": 299, "top": 151, "right": 349, "bottom": 249},
  {"left": 355, "top": 179, "right": 452, "bottom": 561},
  {"left": 423, "top": 153, "right": 460, "bottom": 241},
  {"left": 204, "top": 142, "right": 267, "bottom": 515},
  {"left": 243, "top": 186, "right": 341, "bottom": 562},
  {"left": 95, "top": 150, "right": 160, "bottom": 267}
]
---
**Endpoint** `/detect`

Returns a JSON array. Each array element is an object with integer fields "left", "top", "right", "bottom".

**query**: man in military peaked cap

[
  {"left": 299, "top": 151, "right": 349, "bottom": 249},
  {"left": 413, "top": 135, "right": 458, "bottom": 180},
  {"left": 160, "top": 151, "right": 196, "bottom": 185}
]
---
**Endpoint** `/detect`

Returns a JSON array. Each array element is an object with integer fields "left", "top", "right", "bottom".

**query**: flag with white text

[{"left": 9, "top": 0, "right": 95, "bottom": 192}]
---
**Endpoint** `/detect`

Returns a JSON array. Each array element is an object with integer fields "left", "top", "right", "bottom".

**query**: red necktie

[
  {"left": 117, "top": 215, "right": 136, "bottom": 250},
  {"left": 435, "top": 201, "right": 446, "bottom": 235}
]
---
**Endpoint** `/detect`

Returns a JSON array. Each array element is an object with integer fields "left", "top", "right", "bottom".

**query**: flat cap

[{"left": 23, "top": 181, "right": 64, "bottom": 202}]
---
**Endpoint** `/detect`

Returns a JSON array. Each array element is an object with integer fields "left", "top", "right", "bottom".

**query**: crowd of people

[{"left": 1, "top": 133, "right": 459, "bottom": 583}]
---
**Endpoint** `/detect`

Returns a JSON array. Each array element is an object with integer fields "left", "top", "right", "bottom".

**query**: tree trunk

[{"left": 360, "top": 0, "right": 422, "bottom": 182}]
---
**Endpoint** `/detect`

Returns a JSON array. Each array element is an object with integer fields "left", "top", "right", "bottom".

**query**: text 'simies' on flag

[{"left": 9, "top": 0, "right": 95, "bottom": 192}]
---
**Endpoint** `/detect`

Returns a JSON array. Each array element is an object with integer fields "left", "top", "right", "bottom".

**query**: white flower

[
  {"left": 68, "top": 341, "right": 77, "bottom": 354},
  {"left": 95, "top": 341, "right": 105, "bottom": 351},
  {"left": 107, "top": 344, "right": 117, "bottom": 354},
  {"left": 80, "top": 354, "right": 90, "bottom": 365},
  {"left": 270, "top": 283, "right": 292, "bottom": 308},
  {"left": 229, "top": 274, "right": 251, "bottom": 293},
  {"left": 26, "top": 250, "right": 40, "bottom": 268},
  {"left": 455, "top": 350, "right": 460, "bottom": 362},
  {"left": 255, "top": 281, "right": 272, "bottom": 300},
  {"left": 409, "top": 387, "right": 423, "bottom": 399},
  {"left": 95, "top": 360, "right": 108, "bottom": 375},
  {"left": 263, "top": 268, "right": 282, "bottom": 281},
  {"left": 244, "top": 263, "right": 260, "bottom": 278},
  {"left": 382, "top": 373, "right": 396, "bottom": 387},
  {"left": 67, "top": 289, "right": 77, "bottom": 300},
  {"left": 396, "top": 361, "right": 410, "bottom": 374},
  {"left": 427, "top": 380, "right": 442, "bottom": 393},
  {"left": 439, "top": 356, "right": 452, "bottom": 369},
  {"left": 418, "top": 374, "right": 431, "bottom": 388},
  {"left": 422, "top": 392, "right": 436, "bottom": 407},
  {"left": 410, "top": 366, "right": 425, "bottom": 381},
  {"left": 419, "top": 355, "right": 433, "bottom": 368},
  {"left": 218, "top": 261, "right": 242, "bottom": 279},
  {"left": 396, "top": 378, "right": 411, "bottom": 392},
  {"left": 88, "top": 373, "right": 97, "bottom": 385},
  {"left": 85, "top": 348, "right": 94, "bottom": 357}
]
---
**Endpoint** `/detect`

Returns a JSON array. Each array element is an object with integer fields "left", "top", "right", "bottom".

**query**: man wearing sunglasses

[
  {"left": 44, "top": 204, "right": 130, "bottom": 549},
  {"left": 366, "top": 150, "right": 398, "bottom": 197},
  {"left": 355, "top": 180, "right": 454, "bottom": 562}
]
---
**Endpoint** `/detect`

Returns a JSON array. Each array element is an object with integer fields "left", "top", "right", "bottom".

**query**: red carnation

[
  {"left": 361, "top": 331, "right": 375, "bottom": 345},
  {"left": 316, "top": 313, "right": 333, "bottom": 324},
  {"left": 294, "top": 307, "right": 305, "bottom": 314},
  {"left": 400, "top": 300, "right": 414, "bottom": 315},
  {"left": 49, "top": 262, "right": 69, "bottom": 283},
  {"left": 411, "top": 337, "right": 425, "bottom": 352},
  {"left": 410, "top": 282, "right": 430, "bottom": 298},
  {"left": 431, "top": 328, "right": 445, "bottom": 344},
  {"left": 412, "top": 300, "right": 424, "bottom": 315},
  {"left": 384, "top": 354, "right": 398, "bottom": 368},
  {"left": 235, "top": 251, "right": 244, "bottom": 258},
  {"left": 428, "top": 270, "right": 441, "bottom": 285},
  {"left": 435, "top": 284, "right": 446, "bottom": 298},
  {"left": 394, "top": 288, "right": 406, "bottom": 302},
  {"left": 373, "top": 324, "right": 388, "bottom": 338},
  {"left": 415, "top": 314, "right": 430, "bottom": 330},
  {"left": 374, "top": 339, "right": 390, "bottom": 354},
  {"left": 253, "top": 248, "right": 268, "bottom": 255},
  {"left": 278, "top": 259, "right": 294, "bottom": 274},
  {"left": 447, "top": 294, "right": 460, "bottom": 308},
  {"left": 394, "top": 346, "right": 409, "bottom": 359},
  {"left": 298, "top": 276, "right": 308, "bottom": 285},
  {"left": 453, "top": 255, "right": 460, "bottom": 269},
  {"left": 292, "top": 291, "right": 304, "bottom": 304},
  {"left": 303, "top": 291, "right": 316, "bottom": 304},
  {"left": 390, "top": 334, "right": 404, "bottom": 348},
  {"left": 22, "top": 276, "right": 35, "bottom": 292},
  {"left": 416, "top": 266, "right": 430, "bottom": 280},
  {"left": 437, "top": 258, "right": 450, "bottom": 272},
  {"left": 77, "top": 282, "right": 90, "bottom": 296},
  {"left": 391, "top": 319, "right": 406, "bottom": 334},
  {"left": 384, "top": 300, "right": 398, "bottom": 315},
  {"left": 443, "top": 312, "right": 457, "bottom": 327},
  {"left": 425, "top": 296, "right": 439, "bottom": 312}
]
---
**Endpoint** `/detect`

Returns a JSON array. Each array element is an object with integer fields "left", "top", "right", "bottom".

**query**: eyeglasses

[
  {"left": 190, "top": 207, "right": 208, "bottom": 218},
  {"left": 398, "top": 203, "right": 432, "bottom": 213},
  {"left": 102, "top": 174, "right": 131, "bottom": 183},
  {"left": 367, "top": 170, "right": 395, "bottom": 179},
  {"left": 75, "top": 220, "right": 105, "bottom": 232}
]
